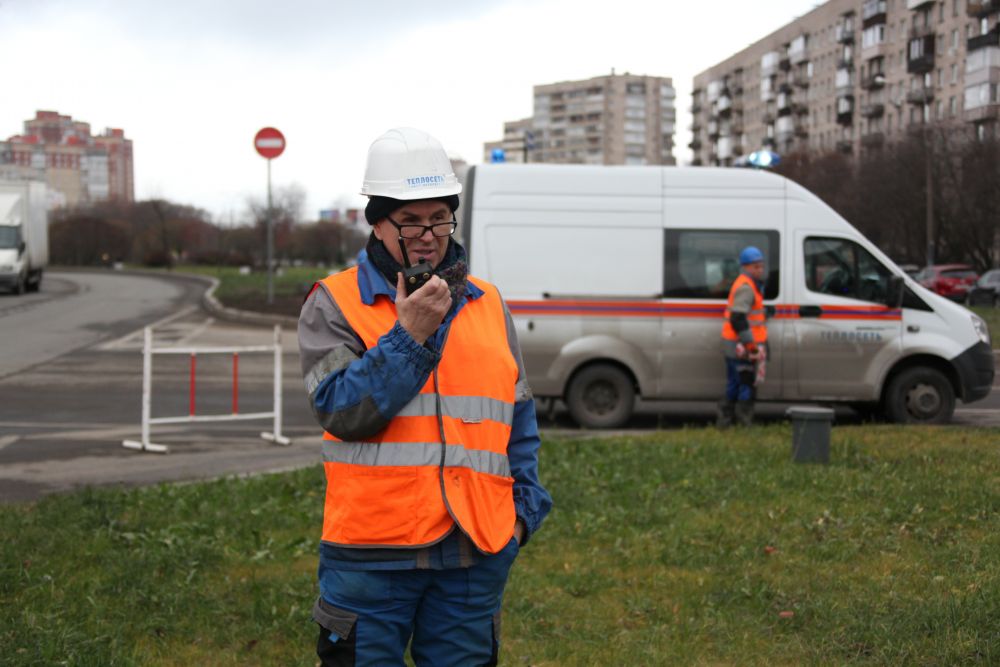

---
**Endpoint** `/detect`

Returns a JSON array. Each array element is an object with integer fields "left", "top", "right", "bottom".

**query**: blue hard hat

[{"left": 739, "top": 246, "right": 764, "bottom": 265}]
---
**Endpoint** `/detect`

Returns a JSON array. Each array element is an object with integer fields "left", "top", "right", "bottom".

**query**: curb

[{"left": 199, "top": 278, "right": 299, "bottom": 328}]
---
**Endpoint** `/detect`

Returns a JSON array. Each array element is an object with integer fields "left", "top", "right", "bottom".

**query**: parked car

[
  {"left": 966, "top": 269, "right": 1000, "bottom": 307},
  {"left": 914, "top": 264, "right": 979, "bottom": 301}
]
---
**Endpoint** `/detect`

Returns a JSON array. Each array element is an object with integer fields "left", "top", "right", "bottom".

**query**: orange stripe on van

[{"left": 507, "top": 300, "right": 902, "bottom": 320}]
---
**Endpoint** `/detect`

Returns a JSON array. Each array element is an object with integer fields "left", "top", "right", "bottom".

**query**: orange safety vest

[
  {"left": 317, "top": 268, "right": 518, "bottom": 555},
  {"left": 721, "top": 273, "right": 768, "bottom": 343}
]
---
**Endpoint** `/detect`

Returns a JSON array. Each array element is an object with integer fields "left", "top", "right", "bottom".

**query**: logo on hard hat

[{"left": 406, "top": 175, "right": 446, "bottom": 188}]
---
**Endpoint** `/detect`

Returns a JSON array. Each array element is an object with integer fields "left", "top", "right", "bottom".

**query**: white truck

[
  {"left": 459, "top": 164, "right": 995, "bottom": 427},
  {"left": 0, "top": 180, "right": 49, "bottom": 294}
]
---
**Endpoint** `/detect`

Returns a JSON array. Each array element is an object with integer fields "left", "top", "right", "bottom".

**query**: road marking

[
  {"left": 97, "top": 305, "right": 198, "bottom": 350},
  {"left": 175, "top": 317, "right": 216, "bottom": 346},
  {"left": 0, "top": 435, "right": 19, "bottom": 451}
]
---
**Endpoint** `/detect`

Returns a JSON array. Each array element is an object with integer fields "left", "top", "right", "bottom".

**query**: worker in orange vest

[
  {"left": 718, "top": 246, "right": 769, "bottom": 427},
  {"left": 298, "top": 127, "right": 551, "bottom": 666}
]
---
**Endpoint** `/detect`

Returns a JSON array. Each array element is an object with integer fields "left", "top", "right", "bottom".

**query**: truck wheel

[
  {"left": 883, "top": 366, "right": 955, "bottom": 424},
  {"left": 566, "top": 364, "right": 635, "bottom": 429}
]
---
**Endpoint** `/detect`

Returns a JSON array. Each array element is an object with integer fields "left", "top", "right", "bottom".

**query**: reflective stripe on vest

[
  {"left": 722, "top": 273, "right": 768, "bottom": 343},
  {"left": 318, "top": 267, "right": 518, "bottom": 554}
]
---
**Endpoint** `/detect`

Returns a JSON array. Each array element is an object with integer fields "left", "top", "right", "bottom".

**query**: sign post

[{"left": 254, "top": 127, "right": 286, "bottom": 304}]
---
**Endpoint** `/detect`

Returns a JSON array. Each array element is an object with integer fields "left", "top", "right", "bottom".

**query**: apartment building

[
  {"left": 691, "top": 0, "right": 1000, "bottom": 165},
  {"left": 0, "top": 110, "right": 134, "bottom": 206},
  {"left": 484, "top": 72, "right": 677, "bottom": 165}
]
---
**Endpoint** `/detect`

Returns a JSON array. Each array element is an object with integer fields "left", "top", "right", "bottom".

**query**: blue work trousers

[
  {"left": 725, "top": 356, "right": 756, "bottom": 403},
  {"left": 315, "top": 538, "right": 519, "bottom": 666}
]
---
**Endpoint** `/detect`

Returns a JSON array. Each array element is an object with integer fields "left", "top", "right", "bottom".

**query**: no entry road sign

[{"left": 254, "top": 127, "right": 285, "bottom": 159}]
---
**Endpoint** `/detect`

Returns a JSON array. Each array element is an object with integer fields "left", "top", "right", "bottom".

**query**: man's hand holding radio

[{"left": 396, "top": 272, "right": 451, "bottom": 345}]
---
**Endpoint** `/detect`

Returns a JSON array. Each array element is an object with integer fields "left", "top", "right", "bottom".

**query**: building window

[{"left": 950, "top": 95, "right": 957, "bottom": 115}]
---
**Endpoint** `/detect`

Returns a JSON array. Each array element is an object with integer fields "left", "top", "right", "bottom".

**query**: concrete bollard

[{"left": 786, "top": 406, "right": 835, "bottom": 464}]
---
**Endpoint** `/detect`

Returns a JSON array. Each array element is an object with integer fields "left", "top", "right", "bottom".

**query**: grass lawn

[
  {"left": 3, "top": 425, "right": 1000, "bottom": 665},
  {"left": 174, "top": 264, "right": 341, "bottom": 318}
]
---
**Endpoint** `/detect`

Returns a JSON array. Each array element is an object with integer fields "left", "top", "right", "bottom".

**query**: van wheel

[
  {"left": 566, "top": 364, "right": 635, "bottom": 429},
  {"left": 883, "top": 366, "right": 955, "bottom": 424}
]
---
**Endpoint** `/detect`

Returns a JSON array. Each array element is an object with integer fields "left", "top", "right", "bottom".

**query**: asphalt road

[{"left": 0, "top": 270, "right": 997, "bottom": 503}]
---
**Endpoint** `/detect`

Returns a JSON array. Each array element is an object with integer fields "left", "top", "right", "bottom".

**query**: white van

[{"left": 459, "top": 164, "right": 994, "bottom": 428}]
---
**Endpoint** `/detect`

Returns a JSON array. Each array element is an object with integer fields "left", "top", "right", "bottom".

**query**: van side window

[
  {"left": 804, "top": 237, "right": 893, "bottom": 304},
  {"left": 663, "top": 230, "right": 780, "bottom": 300}
]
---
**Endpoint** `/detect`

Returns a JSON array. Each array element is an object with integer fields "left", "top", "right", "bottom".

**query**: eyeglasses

[{"left": 384, "top": 215, "right": 458, "bottom": 239}]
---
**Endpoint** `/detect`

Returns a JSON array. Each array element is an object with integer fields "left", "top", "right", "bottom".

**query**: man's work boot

[
  {"left": 716, "top": 400, "right": 735, "bottom": 428},
  {"left": 734, "top": 401, "right": 754, "bottom": 427}
]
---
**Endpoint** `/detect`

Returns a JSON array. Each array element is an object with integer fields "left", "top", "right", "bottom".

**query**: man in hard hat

[
  {"left": 298, "top": 127, "right": 552, "bottom": 666},
  {"left": 718, "top": 246, "right": 769, "bottom": 427}
]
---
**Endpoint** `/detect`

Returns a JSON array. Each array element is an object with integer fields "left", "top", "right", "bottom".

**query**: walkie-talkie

[{"left": 398, "top": 238, "right": 434, "bottom": 295}]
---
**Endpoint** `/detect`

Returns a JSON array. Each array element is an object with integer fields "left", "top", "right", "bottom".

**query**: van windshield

[{"left": 0, "top": 227, "right": 20, "bottom": 249}]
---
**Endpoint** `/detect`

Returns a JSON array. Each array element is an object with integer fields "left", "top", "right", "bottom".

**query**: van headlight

[{"left": 971, "top": 314, "right": 991, "bottom": 345}]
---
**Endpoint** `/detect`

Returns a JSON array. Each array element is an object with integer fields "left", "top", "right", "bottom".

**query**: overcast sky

[{"left": 0, "top": 0, "right": 821, "bottom": 222}]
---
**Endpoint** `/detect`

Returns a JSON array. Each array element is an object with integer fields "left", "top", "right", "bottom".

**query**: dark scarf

[{"left": 365, "top": 233, "right": 469, "bottom": 305}]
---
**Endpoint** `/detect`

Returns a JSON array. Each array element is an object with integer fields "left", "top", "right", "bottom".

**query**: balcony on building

[
  {"left": 862, "top": 0, "right": 887, "bottom": 27},
  {"left": 861, "top": 131, "right": 886, "bottom": 148},
  {"left": 837, "top": 54, "right": 854, "bottom": 70},
  {"left": 964, "top": 103, "right": 1000, "bottom": 123},
  {"left": 906, "top": 0, "right": 936, "bottom": 9},
  {"left": 775, "top": 115, "right": 795, "bottom": 141},
  {"left": 967, "top": 0, "right": 998, "bottom": 17},
  {"left": 906, "top": 86, "right": 935, "bottom": 105},
  {"left": 908, "top": 34, "right": 936, "bottom": 73},
  {"left": 861, "top": 71, "right": 886, "bottom": 89},
  {"left": 789, "top": 35, "right": 809, "bottom": 65},
  {"left": 761, "top": 51, "right": 780, "bottom": 78},
  {"left": 837, "top": 96, "right": 855, "bottom": 125},
  {"left": 777, "top": 92, "right": 792, "bottom": 113},
  {"left": 717, "top": 137, "right": 734, "bottom": 161},
  {"left": 707, "top": 121, "right": 720, "bottom": 139},
  {"left": 836, "top": 69, "right": 855, "bottom": 95},
  {"left": 689, "top": 137, "right": 703, "bottom": 150},
  {"left": 836, "top": 17, "right": 855, "bottom": 43},
  {"left": 792, "top": 68, "right": 811, "bottom": 88},
  {"left": 861, "top": 102, "right": 885, "bottom": 117},
  {"left": 968, "top": 25, "right": 1000, "bottom": 51},
  {"left": 837, "top": 139, "right": 854, "bottom": 153},
  {"left": 717, "top": 95, "right": 732, "bottom": 117}
]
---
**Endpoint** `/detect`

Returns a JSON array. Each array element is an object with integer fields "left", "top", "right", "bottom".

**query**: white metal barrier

[{"left": 123, "top": 325, "right": 291, "bottom": 453}]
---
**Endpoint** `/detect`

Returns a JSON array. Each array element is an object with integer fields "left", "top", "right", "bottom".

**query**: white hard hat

[{"left": 360, "top": 127, "right": 462, "bottom": 200}]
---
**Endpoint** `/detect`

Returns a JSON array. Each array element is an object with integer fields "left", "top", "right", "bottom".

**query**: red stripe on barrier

[
  {"left": 233, "top": 353, "right": 239, "bottom": 414},
  {"left": 189, "top": 353, "right": 197, "bottom": 416}
]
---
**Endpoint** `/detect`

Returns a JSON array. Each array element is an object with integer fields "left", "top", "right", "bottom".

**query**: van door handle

[{"left": 799, "top": 305, "right": 822, "bottom": 318}]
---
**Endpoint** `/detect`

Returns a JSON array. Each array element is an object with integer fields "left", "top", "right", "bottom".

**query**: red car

[{"left": 914, "top": 264, "right": 979, "bottom": 301}]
